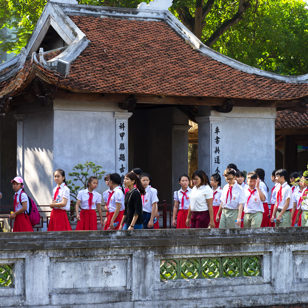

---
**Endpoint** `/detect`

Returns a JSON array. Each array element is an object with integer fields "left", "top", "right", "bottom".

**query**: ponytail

[{"left": 125, "top": 172, "right": 145, "bottom": 195}]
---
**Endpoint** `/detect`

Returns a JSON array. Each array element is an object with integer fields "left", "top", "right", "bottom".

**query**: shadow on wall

[{"left": 22, "top": 147, "right": 53, "bottom": 206}]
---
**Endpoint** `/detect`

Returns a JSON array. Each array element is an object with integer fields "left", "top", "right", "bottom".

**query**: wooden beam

[{"left": 276, "top": 128, "right": 308, "bottom": 135}]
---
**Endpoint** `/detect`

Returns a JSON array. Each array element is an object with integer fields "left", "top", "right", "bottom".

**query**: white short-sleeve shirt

[
  {"left": 292, "top": 188, "right": 303, "bottom": 210},
  {"left": 259, "top": 180, "right": 268, "bottom": 203},
  {"left": 300, "top": 188, "right": 308, "bottom": 211},
  {"left": 220, "top": 182, "right": 246, "bottom": 210},
  {"left": 108, "top": 186, "right": 125, "bottom": 212},
  {"left": 276, "top": 182, "right": 292, "bottom": 210},
  {"left": 77, "top": 189, "right": 102, "bottom": 210},
  {"left": 212, "top": 187, "right": 222, "bottom": 207},
  {"left": 243, "top": 187, "right": 266, "bottom": 214},
  {"left": 13, "top": 189, "right": 29, "bottom": 212},
  {"left": 53, "top": 183, "right": 70, "bottom": 211},
  {"left": 142, "top": 186, "right": 159, "bottom": 213},
  {"left": 270, "top": 183, "right": 280, "bottom": 205},
  {"left": 174, "top": 187, "right": 191, "bottom": 210},
  {"left": 241, "top": 182, "right": 249, "bottom": 190},
  {"left": 103, "top": 189, "right": 112, "bottom": 204},
  {"left": 190, "top": 185, "right": 213, "bottom": 212}
]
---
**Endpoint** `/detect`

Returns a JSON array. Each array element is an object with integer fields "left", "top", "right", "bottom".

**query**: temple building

[{"left": 0, "top": 0, "right": 308, "bottom": 205}]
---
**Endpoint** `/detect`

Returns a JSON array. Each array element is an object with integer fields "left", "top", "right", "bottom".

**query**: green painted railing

[
  {"left": 0, "top": 265, "right": 13, "bottom": 287},
  {"left": 160, "top": 256, "right": 261, "bottom": 280}
]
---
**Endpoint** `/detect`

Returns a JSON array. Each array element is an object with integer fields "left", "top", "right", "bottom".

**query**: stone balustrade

[{"left": 0, "top": 228, "right": 308, "bottom": 307}]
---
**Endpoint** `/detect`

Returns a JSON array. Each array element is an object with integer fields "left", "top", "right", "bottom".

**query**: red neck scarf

[
  {"left": 180, "top": 190, "right": 188, "bottom": 210},
  {"left": 54, "top": 186, "right": 61, "bottom": 201},
  {"left": 292, "top": 186, "right": 295, "bottom": 193},
  {"left": 226, "top": 185, "right": 233, "bottom": 203},
  {"left": 106, "top": 191, "right": 114, "bottom": 211},
  {"left": 88, "top": 192, "right": 93, "bottom": 210},
  {"left": 247, "top": 188, "right": 256, "bottom": 206},
  {"left": 277, "top": 185, "right": 283, "bottom": 204}
]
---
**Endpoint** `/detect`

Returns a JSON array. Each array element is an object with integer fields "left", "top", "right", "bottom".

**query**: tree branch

[
  {"left": 205, "top": 0, "right": 252, "bottom": 47},
  {"left": 202, "top": 0, "right": 215, "bottom": 19},
  {"left": 176, "top": 7, "right": 195, "bottom": 33}
]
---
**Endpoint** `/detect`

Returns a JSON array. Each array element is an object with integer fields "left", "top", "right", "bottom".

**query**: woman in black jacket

[{"left": 120, "top": 172, "right": 145, "bottom": 230}]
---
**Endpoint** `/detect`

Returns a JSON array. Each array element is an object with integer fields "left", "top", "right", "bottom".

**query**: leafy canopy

[{"left": 1, "top": 0, "right": 308, "bottom": 75}]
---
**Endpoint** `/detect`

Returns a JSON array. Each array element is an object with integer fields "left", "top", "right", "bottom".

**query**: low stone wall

[{"left": 1, "top": 228, "right": 308, "bottom": 307}]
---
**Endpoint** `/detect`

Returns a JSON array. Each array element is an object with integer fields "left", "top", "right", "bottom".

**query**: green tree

[{"left": 1, "top": 0, "right": 308, "bottom": 75}]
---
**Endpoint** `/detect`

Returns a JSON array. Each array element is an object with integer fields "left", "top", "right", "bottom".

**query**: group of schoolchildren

[
  {"left": 8, "top": 168, "right": 160, "bottom": 232},
  {"left": 7, "top": 163, "right": 308, "bottom": 232}
]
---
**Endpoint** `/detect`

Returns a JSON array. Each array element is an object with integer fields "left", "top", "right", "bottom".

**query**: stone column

[
  {"left": 196, "top": 115, "right": 225, "bottom": 179},
  {"left": 15, "top": 114, "right": 25, "bottom": 178},
  {"left": 172, "top": 124, "right": 191, "bottom": 194},
  {"left": 114, "top": 112, "right": 132, "bottom": 181}
]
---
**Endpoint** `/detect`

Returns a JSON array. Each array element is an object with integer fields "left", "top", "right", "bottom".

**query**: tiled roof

[
  {"left": 276, "top": 107, "right": 308, "bottom": 129},
  {"left": 33, "top": 15, "right": 308, "bottom": 100}
]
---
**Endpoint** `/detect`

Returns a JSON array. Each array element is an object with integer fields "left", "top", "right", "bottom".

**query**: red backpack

[{"left": 19, "top": 190, "right": 41, "bottom": 227}]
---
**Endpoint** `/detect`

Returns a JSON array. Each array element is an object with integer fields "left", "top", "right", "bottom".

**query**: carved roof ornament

[{"left": 138, "top": 0, "right": 172, "bottom": 11}]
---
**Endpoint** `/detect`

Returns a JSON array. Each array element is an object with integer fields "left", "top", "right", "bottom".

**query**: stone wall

[{"left": 1, "top": 228, "right": 308, "bottom": 307}]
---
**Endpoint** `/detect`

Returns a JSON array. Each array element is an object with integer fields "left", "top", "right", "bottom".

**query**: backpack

[{"left": 19, "top": 190, "right": 41, "bottom": 227}]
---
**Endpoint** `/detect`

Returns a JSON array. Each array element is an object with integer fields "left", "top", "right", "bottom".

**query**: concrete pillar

[
  {"left": 172, "top": 125, "right": 190, "bottom": 194},
  {"left": 114, "top": 112, "right": 132, "bottom": 181},
  {"left": 197, "top": 107, "right": 276, "bottom": 188},
  {"left": 196, "top": 115, "right": 225, "bottom": 179},
  {"left": 15, "top": 114, "right": 25, "bottom": 178}
]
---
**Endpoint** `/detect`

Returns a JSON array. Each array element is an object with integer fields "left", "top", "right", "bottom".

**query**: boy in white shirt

[
  {"left": 216, "top": 168, "right": 246, "bottom": 228},
  {"left": 270, "top": 169, "right": 292, "bottom": 227},
  {"left": 243, "top": 172, "right": 266, "bottom": 228}
]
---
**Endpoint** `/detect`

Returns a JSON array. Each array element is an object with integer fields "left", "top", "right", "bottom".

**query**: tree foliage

[{"left": 1, "top": 0, "right": 308, "bottom": 75}]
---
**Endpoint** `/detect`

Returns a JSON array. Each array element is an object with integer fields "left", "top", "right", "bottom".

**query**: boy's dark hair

[
  {"left": 54, "top": 168, "right": 66, "bottom": 184},
  {"left": 87, "top": 176, "right": 98, "bottom": 187},
  {"left": 271, "top": 169, "right": 277, "bottom": 177},
  {"left": 247, "top": 172, "right": 258, "bottom": 180},
  {"left": 275, "top": 169, "right": 289, "bottom": 182},
  {"left": 104, "top": 174, "right": 110, "bottom": 181},
  {"left": 192, "top": 170, "right": 209, "bottom": 186},
  {"left": 236, "top": 170, "right": 245, "bottom": 178},
  {"left": 109, "top": 173, "right": 122, "bottom": 185},
  {"left": 132, "top": 168, "right": 143, "bottom": 176},
  {"left": 211, "top": 173, "right": 221, "bottom": 187},
  {"left": 179, "top": 174, "right": 190, "bottom": 182},
  {"left": 227, "top": 163, "right": 238, "bottom": 171},
  {"left": 223, "top": 168, "right": 236, "bottom": 177},
  {"left": 290, "top": 172, "right": 300, "bottom": 180}
]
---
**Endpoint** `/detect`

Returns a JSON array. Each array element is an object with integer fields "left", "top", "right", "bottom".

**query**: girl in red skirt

[
  {"left": 172, "top": 174, "right": 191, "bottom": 229},
  {"left": 9, "top": 177, "right": 33, "bottom": 232},
  {"left": 210, "top": 173, "right": 222, "bottom": 228},
  {"left": 103, "top": 173, "right": 125, "bottom": 231},
  {"left": 255, "top": 168, "right": 270, "bottom": 227},
  {"left": 48, "top": 169, "right": 72, "bottom": 231},
  {"left": 75, "top": 176, "right": 103, "bottom": 231}
]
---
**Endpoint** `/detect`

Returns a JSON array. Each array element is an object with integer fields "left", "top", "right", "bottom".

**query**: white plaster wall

[
  {"left": 23, "top": 111, "right": 54, "bottom": 205},
  {"left": 53, "top": 100, "right": 124, "bottom": 197},
  {"left": 198, "top": 107, "right": 276, "bottom": 192}
]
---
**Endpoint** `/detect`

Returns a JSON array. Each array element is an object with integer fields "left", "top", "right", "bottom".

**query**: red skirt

[
  {"left": 261, "top": 203, "right": 269, "bottom": 227},
  {"left": 213, "top": 206, "right": 221, "bottom": 228},
  {"left": 103, "top": 210, "right": 124, "bottom": 230},
  {"left": 177, "top": 209, "right": 189, "bottom": 229},
  {"left": 292, "top": 208, "right": 302, "bottom": 227},
  {"left": 13, "top": 213, "right": 33, "bottom": 232},
  {"left": 48, "top": 209, "right": 72, "bottom": 231},
  {"left": 241, "top": 211, "right": 245, "bottom": 228},
  {"left": 76, "top": 209, "right": 97, "bottom": 231}
]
